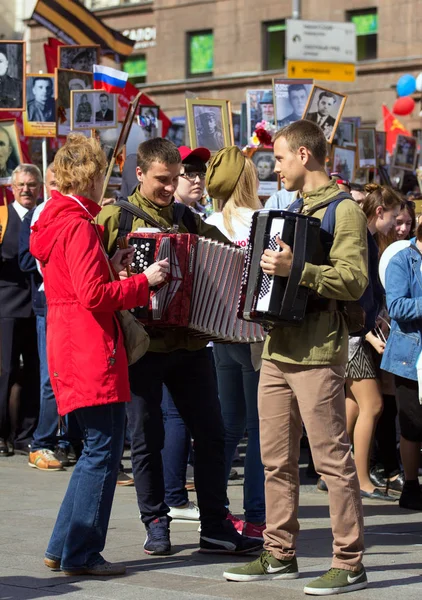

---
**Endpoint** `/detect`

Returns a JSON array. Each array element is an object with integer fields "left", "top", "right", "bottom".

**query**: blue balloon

[{"left": 397, "top": 74, "right": 416, "bottom": 97}]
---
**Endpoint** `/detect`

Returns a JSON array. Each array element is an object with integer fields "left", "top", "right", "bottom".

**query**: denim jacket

[{"left": 381, "top": 243, "right": 422, "bottom": 381}]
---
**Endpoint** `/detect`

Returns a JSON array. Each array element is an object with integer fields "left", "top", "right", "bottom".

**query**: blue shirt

[{"left": 265, "top": 188, "right": 296, "bottom": 209}]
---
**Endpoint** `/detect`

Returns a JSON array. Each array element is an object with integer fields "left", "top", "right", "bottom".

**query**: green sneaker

[
  {"left": 223, "top": 550, "right": 299, "bottom": 582},
  {"left": 304, "top": 567, "right": 367, "bottom": 595}
]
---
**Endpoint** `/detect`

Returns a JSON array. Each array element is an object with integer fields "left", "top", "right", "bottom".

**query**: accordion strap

[
  {"left": 116, "top": 200, "right": 171, "bottom": 233},
  {"left": 281, "top": 216, "right": 308, "bottom": 314}
]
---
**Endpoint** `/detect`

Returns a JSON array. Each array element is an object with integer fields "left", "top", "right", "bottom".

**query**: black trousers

[
  {"left": 126, "top": 347, "right": 227, "bottom": 531},
  {"left": 0, "top": 316, "right": 40, "bottom": 444}
]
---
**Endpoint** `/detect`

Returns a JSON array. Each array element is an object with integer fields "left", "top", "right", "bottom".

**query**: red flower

[{"left": 255, "top": 127, "right": 272, "bottom": 146}]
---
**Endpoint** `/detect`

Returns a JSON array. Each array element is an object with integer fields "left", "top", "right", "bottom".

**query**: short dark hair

[
  {"left": 136, "top": 138, "right": 181, "bottom": 173},
  {"left": 99, "top": 93, "right": 108, "bottom": 100},
  {"left": 32, "top": 77, "right": 52, "bottom": 89},
  {"left": 274, "top": 120, "right": 327, "bottom": 166},
  {"left": 318, "top": 91, "right": 337, "bottom": 104},
  {"left": 288, "top": 84, "right": 307, "bottom": 99}
]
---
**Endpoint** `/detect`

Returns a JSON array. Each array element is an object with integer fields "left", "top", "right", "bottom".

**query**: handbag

[{"left": 67, "top": 195, "right": 150, "bottom": 365}]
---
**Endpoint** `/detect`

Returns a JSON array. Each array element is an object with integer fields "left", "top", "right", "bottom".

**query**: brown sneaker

[
  {"left": 29, "top": 449, "right": 63, "bottom": 471},
  {"left": 44, "top": 557, "right": 60, "bottom": 570},
  {"left": 116, "top": 471, "right": 134, "bottom": 486},
  {"left": 62, "top": 560, "right": 126, "bottom": 576}
]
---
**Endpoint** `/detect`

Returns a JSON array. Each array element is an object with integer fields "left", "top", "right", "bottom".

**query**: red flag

[
  {"left": 44, "top": 38, "right": 64, "bottom": 73},
  {"left": 383, "top": 104, "right": 411, "bottom": 154}
]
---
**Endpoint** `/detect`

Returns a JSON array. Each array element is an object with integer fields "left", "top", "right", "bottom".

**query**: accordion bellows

[{"left": 128, "top": 232, "right": 265, "bottom": 343}]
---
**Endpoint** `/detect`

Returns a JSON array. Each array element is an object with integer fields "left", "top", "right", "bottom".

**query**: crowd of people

[{"left": 0, "top": 120, "right": 421, "bottom": 595}]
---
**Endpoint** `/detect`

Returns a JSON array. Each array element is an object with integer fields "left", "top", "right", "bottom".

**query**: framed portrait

[
  {"left": 58, "top": 45, "right": 100, "bottom": 72},
  {"left": 332, "top": 146, "right": 356, "bottom": 182},
  {"left": 392, "top": 134, "right": 417, "bottom": 172},
  {"left": 0, "top": 120, "right": 23, "bottom": 186},
  {"left": 251, "top": 148, "right": 278, "bottom": 199},
  {"left": 55, "top": 69, "right": 93, "bottom": 136},
  {"left": 303, "top": 85, "right": 347, "bottom": 144},
  {"left": 23, "top": 74, "right": 56, "bottom": 137},
  {"left": 333, "top": 120, "right": 356, "bottom": 147},
  {"left": 375, "top": 131, "right": 386, "bottom": 165},
  {"left": 165, "top": 116, "right": 185, "bottom": 147},
  {"left": 71, "top": 89, "right": 117, "bottom": 130},
  {"left": 357, "top": 128, "right": 377, "bottom": 168},
  {"left": 273, "top": 79, "right": 312, "bottom": 128},
  {"left": 232, "top": 112, "right": 241, "bottom": 147},
  {"left": 343, "top": 116, "right": 361, "bottom": 129},
  {"left": 186, "top": 98, "right": 233, "bottom": 153},
  {"left": 246, "top": 89, "right": 274, "bottom": 139},
  {"left": 140, "top": 104, "right": 160, "bottom": 121},
  {"left": 0, "top": 41, "right": 25, "bottom": 111}
]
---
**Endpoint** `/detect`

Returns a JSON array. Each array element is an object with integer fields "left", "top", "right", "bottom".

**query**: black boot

[{"left": 399, "top": 480, "right": 422, "bottom": 510}]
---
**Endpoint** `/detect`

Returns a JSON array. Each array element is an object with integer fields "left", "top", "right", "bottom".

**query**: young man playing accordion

[
  {"left": 97, "top": 138, "right": 262, "bottom": 557},
  {"left": 224, "top": 120, "right": 369, "bottom": 595}
]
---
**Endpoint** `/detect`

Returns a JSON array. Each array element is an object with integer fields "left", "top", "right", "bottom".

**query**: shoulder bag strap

[{"left": 115, "top": 199, "right": 170, "bottom": 232}]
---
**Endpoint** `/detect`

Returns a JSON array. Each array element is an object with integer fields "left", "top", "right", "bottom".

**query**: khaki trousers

[{"left": 258, "top": 359, "right": 364, "bottom": 571}]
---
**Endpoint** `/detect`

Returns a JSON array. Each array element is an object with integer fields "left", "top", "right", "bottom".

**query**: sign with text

[
  {"left": 287, "top": 60, "right": 356, "bottom": 83},
  {"left": 286, "top": 19, "right": 356, "bottom": 64}
]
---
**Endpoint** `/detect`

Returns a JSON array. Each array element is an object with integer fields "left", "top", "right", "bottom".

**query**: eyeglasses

[
  {"left": 180, "top": 171, "right": 206, "bottom": 182},
  {"left": 13, "top": 182, "right": 39, "bottom": 190}
]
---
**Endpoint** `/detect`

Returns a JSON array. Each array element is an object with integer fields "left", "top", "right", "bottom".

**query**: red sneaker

[
  {"left": 226, "top": 512, "right": 244, "bottom": 533},
  {"left": 243, "top": 521, "right": 266, "bottom": 540}
]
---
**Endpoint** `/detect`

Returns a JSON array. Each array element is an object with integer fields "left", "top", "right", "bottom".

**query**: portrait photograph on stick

[
  {"left": 392, "top": 134, "right": 417, "bottom": 171},
  {"left": 0, "top": 119, "right": 23, "bottom": 185},
  {"left": 251, "top": 148, "right": 278, "bottom": 199},
  {"left": 246, "top": 89, "right": 274, "bottom": 138},
  {"left": 332, "top": 146, "right": 356, "bottom": 182},
  {"left": 303, "top": 85, "right": 347, "bottom": 144},
  {"left": 58, "top": 45, "right": 100, "bottom": 72},
  {"left": 55, "top": 68, "right": 93, "bottom": 136},
  {"left": 375, "top": 131, "right": 386, "bottom": 165},
  {"left": 273, "top": 79, "right": 312, "bottom": 128},
  {"left": 186, "top": 98, "right": 232, "bottom": 153},
  {"left": 71, "top": 89, "right": 117, "bottom": 131},
  {"left": 0, "top": 41, "right": 25, "bottom": 111},
  {"left": 357, "top": 128, "right": 376, "bottom": 168},
  {"left": 23, "top": 74, "right": 56, "bottom": 137},
  {"left": 333, "top": 120, "right": 356, "bottom": 147}
]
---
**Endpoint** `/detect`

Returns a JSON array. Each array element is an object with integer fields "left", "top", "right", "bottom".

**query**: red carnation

[{"left": 255, "top": 127, "right": 272, "bottom": 146}]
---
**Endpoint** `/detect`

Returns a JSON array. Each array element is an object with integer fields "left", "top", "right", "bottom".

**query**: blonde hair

[
  {"left": 53, "top": 133, "right": 107, "bottom": 195},
  {"left": 218, "top": 157, "right": 261, "bottom": 239}
]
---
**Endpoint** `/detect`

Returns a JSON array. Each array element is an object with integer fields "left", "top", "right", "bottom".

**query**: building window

[
  {"left": 187, "top": 31, "right": 214, "bottom": 78},
  {"left": 263, "top": 20, "right": 286, "bottom": 71},
  {"left": 347, "top": 9, "right": 378, "bottom": 61},
  {"left": 123, "top": 54, "right": 147, "bottom": 84}
]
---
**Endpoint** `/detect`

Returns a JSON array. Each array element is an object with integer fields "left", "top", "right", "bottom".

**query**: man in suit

[
  {"left": 27, "top": 77, "right": 55, "bottom": 123},
  {"left": 278, "top": 84, "right": 308, "bottom": 128},
  {"left": 306, "top": 91, "right": 337, "bottom": 140},
  {"left": 0, "top": 164, "right": 42, "bottom": 456},
  {"left": 95, "top": 93, "right": 114, "bottom": 122}
]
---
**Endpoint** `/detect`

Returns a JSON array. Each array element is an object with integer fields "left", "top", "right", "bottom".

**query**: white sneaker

[{"left": 169, "top": 501, "right": 200, "bottom": 521}]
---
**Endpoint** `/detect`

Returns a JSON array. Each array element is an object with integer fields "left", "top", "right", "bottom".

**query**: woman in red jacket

[{"left": 30, "top": 134, "right": 168, "bottom": 577}]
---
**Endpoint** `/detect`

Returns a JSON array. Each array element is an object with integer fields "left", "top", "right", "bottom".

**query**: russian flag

[{"left": 93, "top": 65, "right": 128, "bottom": 94}]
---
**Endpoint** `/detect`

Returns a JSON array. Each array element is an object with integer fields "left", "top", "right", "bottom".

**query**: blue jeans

[
  {"left": 162, "top": 385, "right": 191, "bottom": 507},
  {"left": 45, "top": 402, "right": 126, "bottom": 571},
  {"left": 213, "top": 343, "right": 265, "bottom": 523}
]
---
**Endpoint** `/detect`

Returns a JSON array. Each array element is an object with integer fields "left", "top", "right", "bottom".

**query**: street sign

[
  {"left": 287, "top": 60, "right": 356, "bottom": 83},
  {"left": 286, "top": 19, "right": 356, "bottom": 64}
]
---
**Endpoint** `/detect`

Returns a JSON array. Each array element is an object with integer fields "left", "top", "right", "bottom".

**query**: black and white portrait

[
  {"left": 0, "top": 120, "right": 23, "bottom": 185},
  {"left": 246, "top": 89, "right": 274, "bottom": 138},
  {"left": 94, "top": 92, "right": 117, "bottom": 127},
  {"left": 357, "top": 128, "right": 376, "bottom": 168},
  {"left": 333, "top": 121, "right": 355, "bottom": 147},
  {"left": 392, "top": 135, "right": 417, "bottom": 172},
  {"left": 232, "top": 112, "right": 241, "bottom": 147},
  {"left": 193, "top": 105, "right": 225, "bottom": 152},
  {"left": 56, "top": 69, "right": 93, "bottom": 136},
  {"left": 303, "top": 85, "right": 347, "bottom": 144},
  {"left": 26, "top": 75, "right": 55, "bottom": 123},
  {"left": 375, "top": 131, "right": 386, "bottom": 165},
  {"left": 273, "top": 79, "right": 312, "bottom": 128},
  {"left": 252, "top": 149, "right": 278, "bottom": 198},
  {"left": 140, "top": 105, "right": 159, "bottom": 121},
  {"left": 332, "top": 146, "right": 356, "bottom": 182},
  {"left": 0, "top": 41, "right": 25, "bottom": 111},
  {"left": 58, "top": 45, "right": 100, "bottom": 72}
]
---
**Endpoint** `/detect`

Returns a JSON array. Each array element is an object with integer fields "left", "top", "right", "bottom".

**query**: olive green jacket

[
  {"left": 263, "top": 178, "right": 369, "bottom": 366},
  {"left": 96, "top": 188, "right": 229, "bottom": 353}
]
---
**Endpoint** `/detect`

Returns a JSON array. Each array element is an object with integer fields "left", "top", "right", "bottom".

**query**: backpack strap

[
  {"left": 117, "top": 203, "right": 134, "bottom": 240},
  {"left": 0, "top": 203, "right": 8, "bottom": 245},
  {"left": 115, "top": 199, "right": 170, "bottom": 232}
]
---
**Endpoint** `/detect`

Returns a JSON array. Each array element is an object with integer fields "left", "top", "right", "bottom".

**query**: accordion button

[
  {"left": 309, "top": 283, "right": 314, "bottom": 288},
  {"left": 141, "top": 244, "right": 145, "bottom": 249},
  {"left": 301, "top": 281, "right": 306, "bottom": 285},
  {"left": 133, "top": 244, "right": 137, "bottom": 248},
  {"left": 131, "top": 262, "right": 135, "bottom": 267}
]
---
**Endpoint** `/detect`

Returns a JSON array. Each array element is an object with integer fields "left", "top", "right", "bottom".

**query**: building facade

[{"left": 26, "top": 0, "right": 422, "bottom": 132}]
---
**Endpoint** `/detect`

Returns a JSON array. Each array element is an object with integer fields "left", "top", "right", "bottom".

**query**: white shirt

[
  {"left": 206, "top": 207, "right": 255, "bottom": 247},
  {"left": 12, "top": 200, "right": 29, "bottom": 221}
]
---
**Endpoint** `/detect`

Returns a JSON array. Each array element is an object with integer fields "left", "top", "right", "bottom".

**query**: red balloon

[{"left": 393, "top": 96, "right": 415, "bottom": 116}]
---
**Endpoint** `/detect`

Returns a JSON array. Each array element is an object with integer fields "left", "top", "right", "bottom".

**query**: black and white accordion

[
  {"left": 239, "top": 210, "right": 320, "bottom": 326},
  {"left": 127, "top": 231, "right": 265, "bottom": 343}
]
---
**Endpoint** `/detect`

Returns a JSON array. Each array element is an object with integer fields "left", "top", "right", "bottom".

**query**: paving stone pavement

[{"left": 1, "top": 451, "right": 422, "bottom": 600}]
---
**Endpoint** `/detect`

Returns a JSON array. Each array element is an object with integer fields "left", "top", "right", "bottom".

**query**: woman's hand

[
  {"left": 144, "top": 258, "right": 169, "bottom": 287},
  {"left": 110, "top": 247, "right": 134, "bottom": 274},
  {"left": 365, "top": 331, "right": 386, "bottom": 354}
]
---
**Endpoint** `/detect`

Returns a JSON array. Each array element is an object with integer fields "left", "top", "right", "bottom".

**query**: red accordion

[{"left": 127, "top": 232, "right": 264, "bottom": 343}]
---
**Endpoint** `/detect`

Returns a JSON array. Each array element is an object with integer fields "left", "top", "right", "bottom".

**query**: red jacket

[{"left": 30, "top": 191, "right": 149, "bottom": 416}]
